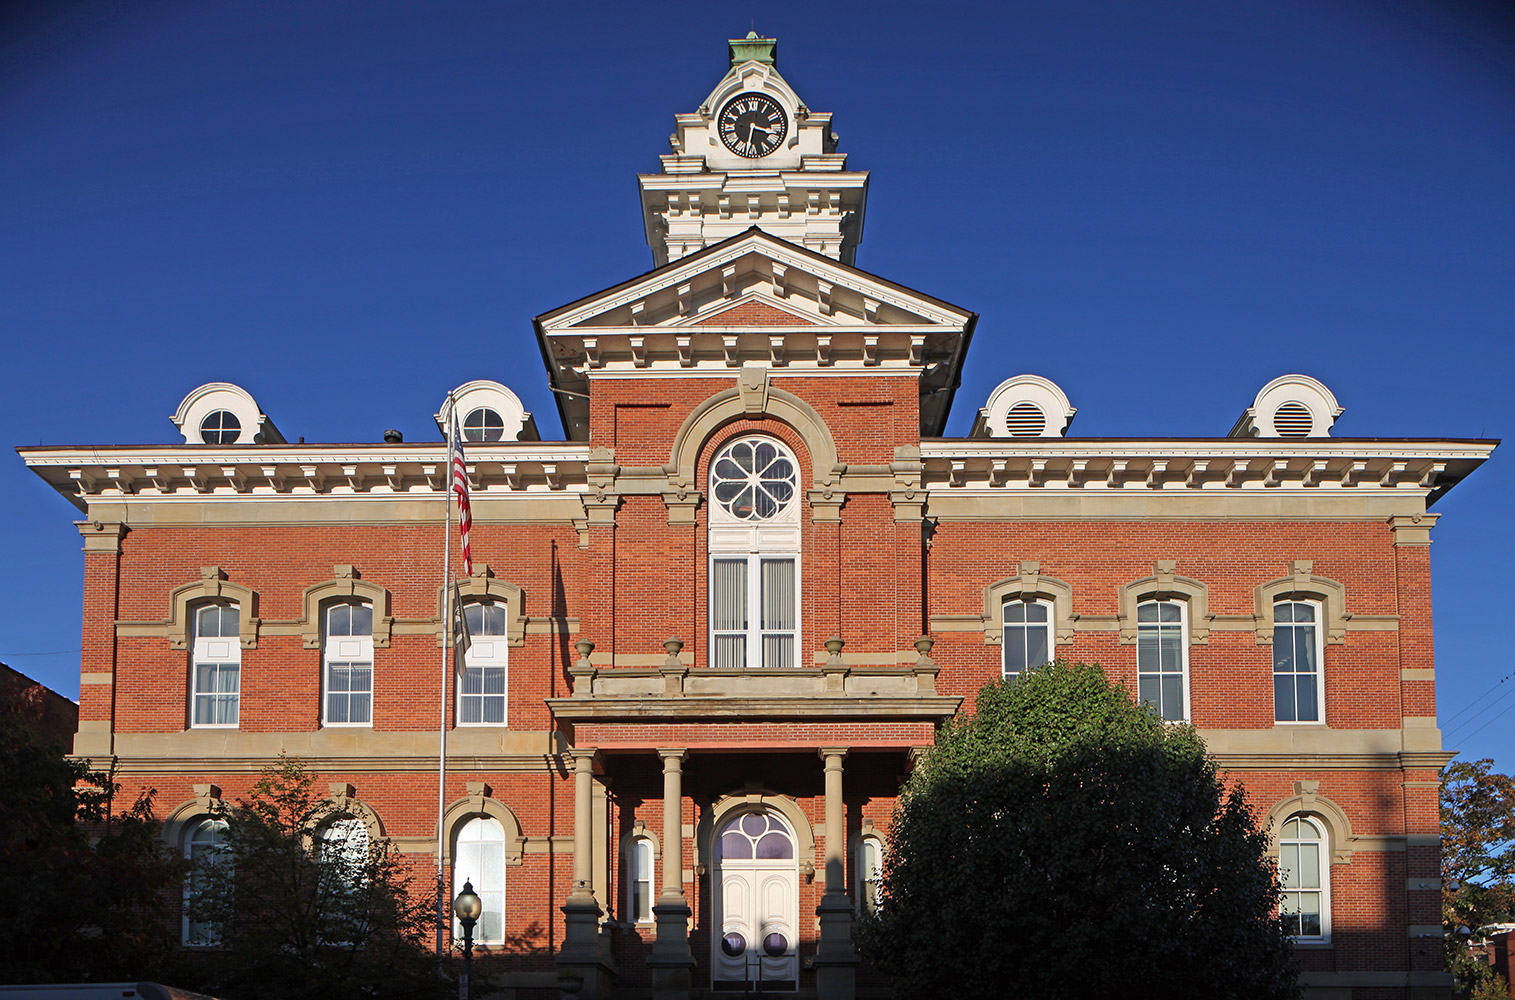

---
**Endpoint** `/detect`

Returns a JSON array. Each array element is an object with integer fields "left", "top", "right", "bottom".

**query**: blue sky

[{"left": 3, "top": 0, "right": 1512, "bottom": 767}]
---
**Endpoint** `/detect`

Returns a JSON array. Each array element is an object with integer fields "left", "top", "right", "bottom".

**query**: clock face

[{"left": 717, "top": 93, "right": 788, "bottom": 158}]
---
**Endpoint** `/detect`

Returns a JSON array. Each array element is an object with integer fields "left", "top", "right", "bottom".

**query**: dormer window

[
  {"left": 199, "top": 411, "right": 242, "bottom": 445},
  {"left": 975, "top": 375, "right": 1076, "bottom": 439},
  {"left": 463, "top": 408, "right": 505, "bottom": 443},
  {"left": 436, "top": 381, "right": 537, "bottom": 443},
  {"left": 172, "top": 383, "right": 283, "bottom": 445}
]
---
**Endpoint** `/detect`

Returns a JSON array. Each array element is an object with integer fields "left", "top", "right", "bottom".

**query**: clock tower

[{"left": 638, "top": 33, "right": 870, "bottom": 266}]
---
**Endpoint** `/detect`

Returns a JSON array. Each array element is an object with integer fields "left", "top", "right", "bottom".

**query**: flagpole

[{"left": 437, "top": 394, "right": 455, "bottom": 958}]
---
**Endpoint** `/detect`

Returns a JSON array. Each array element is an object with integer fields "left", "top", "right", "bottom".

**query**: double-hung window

[
  {"left": 460, "top": 601, "right": 508, "bottom": 725},
  {"left": 627, "top": 836, "right": 654, "bottom": 923},
  {"left": 183, "top": 818, "right": 227, "bottom": 945},
  {"left": 1273, "top": 600, "right": 1322, "bottom": 723},
  {"left": 191, "top": 604, "right": 240, "bottom": 727},
  {"left": 324, "top": 603, "right": 373, "bottom": 726},
  {"left": 709, "top": 436, "right": 800, "bottom": 668},
  {"left": 1279, "top": 814, "right": 1329, "bottom": 941},
  {"left": 1137, "top": 600, "right": 1187, "bottom": 721},
  {"left": 1001, "top": 599, "right": 1052, "bottom": 678}
]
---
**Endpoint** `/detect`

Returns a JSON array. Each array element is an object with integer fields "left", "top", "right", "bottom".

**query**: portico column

[
  {"left": 649, "top": 749, "right": 694, "bottom": 1000},
  {"left": 557, "top": 748, "right": 612, "bottom": 999},
  {"left": 573, "top": 750, "right": 595, "bottom": 892},
  {"left": 814, "top": 748, "right": 859, "bottom": 1000}
]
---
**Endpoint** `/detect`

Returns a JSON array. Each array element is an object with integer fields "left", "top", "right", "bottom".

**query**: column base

[
  {"left": 813, "top": 891, "right": 860, "bottom": 1000},
  {"left": 647, "top": 896, "right": 696, "bottom": 1000},
  {"left": 557, "top": 892, "right": 615, "bottom": 1000}
]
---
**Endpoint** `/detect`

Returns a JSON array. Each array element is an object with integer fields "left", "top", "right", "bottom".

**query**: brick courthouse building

[{"left": 19, "top": 35, "right": 1496, "bottom": 1000}]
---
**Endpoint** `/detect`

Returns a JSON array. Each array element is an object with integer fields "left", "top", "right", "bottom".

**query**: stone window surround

[
  {"left": 1263, "top": 782, "right": 1355, "bottom": 865},
  {"left": 439, "top": 782, "right": 526, "bottom": 868},
  {"left": 433, "top": 565, "right": 527, "bottom": 648},
  {"left": 161, "top": 780, "right": 389, "bottom": 848},
  {"left": 1116, "top": 561, "right": 1211, "bottom": 645},
  {"left": 161, "top": 567, "right": 261, "bottom": 650},
  {"left": 981, "top": 561, "right": 1076, "bottom": 647},
  {"left": 301, "top": 566, "right": 392, "bottom": 649},
  {"left": 1254, "top": 560, "right": 1349, "bottom": 646}
]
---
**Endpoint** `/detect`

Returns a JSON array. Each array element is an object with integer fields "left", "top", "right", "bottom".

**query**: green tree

[
  {"left": 0, "top": 706, "right": 183, "bottom": 983},
  {"left": 857, "top": 661, "right": 1297, "bottom": 1000},
  {"left": 183, "top": 755, "right": 438, "bottom": 1000},
  {"left": 1442, "top": 758, "right": 1515, "bottom": 995}
]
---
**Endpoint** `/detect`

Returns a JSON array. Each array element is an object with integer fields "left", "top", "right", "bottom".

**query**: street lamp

[{"left": 453, "top": 880, "right": 483, "bottom": 1000}]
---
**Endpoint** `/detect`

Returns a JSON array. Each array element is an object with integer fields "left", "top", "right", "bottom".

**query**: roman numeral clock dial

[{"left": 717, "top": 93, "right": 787, "bottom": 158}]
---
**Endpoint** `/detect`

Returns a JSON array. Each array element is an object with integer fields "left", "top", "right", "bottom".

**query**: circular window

[
  {"left": 463, "top": 408, "right": 505, "bottom": 442},
  {"left": 721, "top": 931, "right": 746, "bottom": 957},
  {"left": 710, "top": 437, "right": 797, "bottom": 521},
  {"left": 199, "top": 410, "right": 241, "bottom": 444},
  {"left": 763, "top": 932, "right": 788, "bottom": 957}
]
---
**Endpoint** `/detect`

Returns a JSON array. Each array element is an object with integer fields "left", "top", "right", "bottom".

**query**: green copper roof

[{"left": 728, "top": 31, "right": 777, "bottom": 68}]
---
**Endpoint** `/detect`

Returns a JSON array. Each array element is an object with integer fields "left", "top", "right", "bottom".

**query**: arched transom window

[{"left": 708, "top": 436, "right": 801, "bottom": 669}]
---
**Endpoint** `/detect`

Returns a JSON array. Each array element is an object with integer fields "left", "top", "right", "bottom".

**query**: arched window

[
  {"left": 320, "top": 818, "right": 370, "bottom": 888},
  {"left": 454, "top": 816, "right": 505, "bottom": 944},
  {"left": 324, "top": 602, "right": 374, "bottom": 726},
  {"left": 1001, "top": 598, "right": 1052, "bottom": 678},
  {"left": 857, "top": 836, "right": 883, "bottom": 915},
  {"left": 183, "top": 818, "right": 228, "bottom": 945},
  {"left": 1274, "top": 600, "right": 1322, "bottom": 723},
  {"left": 708, "top": 436, "right": 801, "bottom": 668},
  {"left": 459, "top": 602, "right": 508, "bottom": 725},
  {"left": 1137, "top": 600, "right": 1188, "bottom": 721},
  {"left": 1279, "top": 814, "right": 1330, "bottom": 941},
  {"left": 191, "top": 603, "right": 241, "bottom": 727},
  {"left": 627, "top": 835, "right": 655, "bottom": 924}
]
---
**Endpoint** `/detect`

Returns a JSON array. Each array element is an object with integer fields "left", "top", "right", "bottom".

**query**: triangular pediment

[
  {"left": 534, "top": 229, "right": 978, "bottom": 441},
  {"left": 536, "top": 228, "right": 973, "bottom": 333}
]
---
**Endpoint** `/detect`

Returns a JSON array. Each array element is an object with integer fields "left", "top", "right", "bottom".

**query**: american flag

[{"left": 449, "top": 413, "right": 472, "bottom": 577}]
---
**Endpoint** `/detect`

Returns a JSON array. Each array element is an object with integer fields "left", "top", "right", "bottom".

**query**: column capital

[
  {"left": 818, "top": 747, "right": 849, "bottom": 766},
  {"left": 657, "top": 748, "right": 688, "bottom": 764},
  {"left": 567, "top": 746, "right": 599, "bottom": 765}
]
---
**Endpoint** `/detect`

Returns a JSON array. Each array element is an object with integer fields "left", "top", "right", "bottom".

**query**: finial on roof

[{"left": 729, "top": 32, "right": 777, "bottom": 68}]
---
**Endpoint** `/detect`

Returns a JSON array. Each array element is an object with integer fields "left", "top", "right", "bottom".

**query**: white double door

[{"left": 714, "top": 858, "right": 799, "bottom": 990}]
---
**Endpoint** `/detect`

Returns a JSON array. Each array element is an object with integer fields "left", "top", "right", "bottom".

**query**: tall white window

[
  {"left": 1137, "top": 600, "right": 1188, "bottom": 721},
  {"left": 1001, "top": 599, "right": 1052, "bottom": 677},
  {"left": 857, "top": 837, "right": 883, "bottom": 915},
  {"left": 454, "top": 816, "right": 505, "bottom": 944},
  {"left": 320, "top": 817, "right": 371, "bottom": 887},
  {"left": 627, "top": 836, "right": 654, "bottom": 923},
  {"left": 183, "top": 818, "right": 228, "bottom": 945},
  {"left": 1274, "top": 601, "right": 1322, "bottom": 723},
  {"left": 459, "top": 602, "right": 508, "bottom": 725},
  {"left": 1279, "top": 814, "right": 1329, "bottom": 941},
  {"left": 709, "top": 436, "right": 800, "bottom": 669},
  {"left": 192, "top": 604, "right": 241, "bottom": 727},
  {"left": 324, "top": 603, "right": 374, "bottom": 726}
]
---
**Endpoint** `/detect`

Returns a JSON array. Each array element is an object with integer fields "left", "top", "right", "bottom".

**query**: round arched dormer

[
  {"left": 435, "top": 381, "right": 537, "bottom": 443},
  {"left": 975, "top": 374, "right": 1076, "bottom": 439},
  {"left": 171, "top": 383, "right": 283, "bottom": 445},
  {"left": 1232, "top": 375, "right": 1343, "bottom": 439}
]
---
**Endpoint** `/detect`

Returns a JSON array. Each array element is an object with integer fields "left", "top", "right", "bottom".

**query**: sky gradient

[{"left": 3, "top": 1, "right": 1512, "bottom": 766}]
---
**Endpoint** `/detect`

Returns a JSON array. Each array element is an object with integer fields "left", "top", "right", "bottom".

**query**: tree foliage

[
  {"left": 857, "top": 661, "right": 1297, "bottom": 999},
  {"left": 0, "top": 706, "right": 183, "bottom": 983},
  {"left": 1442, "top": 758, "right": 1515, "bottom": 994},
  {"left": 183, "top": 756, "right": 439, "bottom": 1000}
]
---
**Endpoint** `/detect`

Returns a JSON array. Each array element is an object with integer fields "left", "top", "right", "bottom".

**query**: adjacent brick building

[{"left": 18, "top": 34, "right": 1496, "bottom": 1000}]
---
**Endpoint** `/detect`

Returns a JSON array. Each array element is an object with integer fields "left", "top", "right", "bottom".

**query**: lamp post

[{"left": 453, "top": 880, "right": 482, "bottom": 1000}]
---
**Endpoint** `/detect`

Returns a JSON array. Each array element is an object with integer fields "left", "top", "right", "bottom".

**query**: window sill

[
  {"left": 1291, "top": 940, "right": 1333, "bottom": 949},
  {"left": 190, "top": 723, "right": 239, "bottom": 730},
  {"left": 1273, "top": 721, "right": 1327, "bottom": 726}
]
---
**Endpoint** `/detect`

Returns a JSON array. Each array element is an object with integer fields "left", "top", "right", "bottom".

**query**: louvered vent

[
  {"left": 1274, "top": 402, "right": 1313, "bottom": 437},
  {"left": 1005, "top": 402, "right": 1047, "bottom": 437}
]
